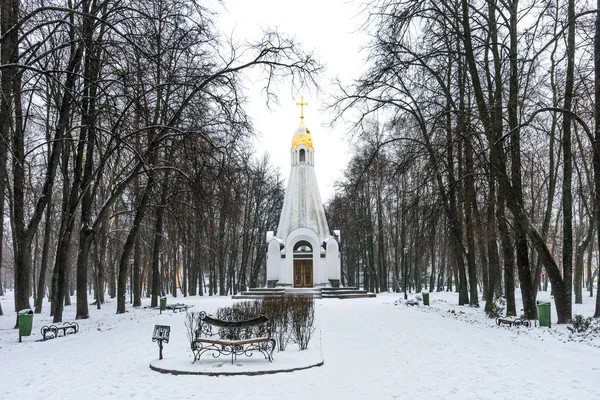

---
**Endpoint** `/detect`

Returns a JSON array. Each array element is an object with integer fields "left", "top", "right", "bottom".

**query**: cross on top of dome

[{"left": 296, "top": 96, "right": 308, "bottom": 120}]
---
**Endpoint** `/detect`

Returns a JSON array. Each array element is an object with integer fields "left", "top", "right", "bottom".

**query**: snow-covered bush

[
  {"left": 288, "top": 295, "right": 315, "bottom": 351},
  {"left": 184, "top": 310, "right": 203, "bottom": 342},
  {"left": 228, "top": 300, "right": 262, "bottom": 320},
  {"left": 262, "top": 296, "right": 291, "bottom": 351},
  {"left": 486, "top": 296, "right": 505, "bottom": 319},
  {"left": 263, "top": 295, "right": 316, "bottom": 351},
  {"left": 568, "top": 315, "right": 600, "bottom": 334}
]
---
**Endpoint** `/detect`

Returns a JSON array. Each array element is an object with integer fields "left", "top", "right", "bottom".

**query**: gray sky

[{"left": 219, "top": 0, "right": 367, "bottom": 201}]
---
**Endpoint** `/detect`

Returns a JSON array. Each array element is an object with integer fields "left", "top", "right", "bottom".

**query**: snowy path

[
  {"left": 318, "top": 298, "right": 598, "bottom": 399},
  {"left": 1, "top": 293, "right": 598, "bottom": 399}
]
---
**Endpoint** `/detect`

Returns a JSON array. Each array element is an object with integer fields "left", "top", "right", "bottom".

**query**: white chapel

[{"left": 266, "top": 97, "right": 341, "bottom": 288}]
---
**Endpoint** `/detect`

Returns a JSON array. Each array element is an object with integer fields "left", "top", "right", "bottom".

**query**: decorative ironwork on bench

[
  {"left": 40, "top": 322, "right": 79, "bottom": 340},
  {"left": 191, "top": 309, "right": 275, "bottom": 364}
]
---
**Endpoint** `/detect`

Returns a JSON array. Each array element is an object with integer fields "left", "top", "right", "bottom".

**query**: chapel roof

[{"left": 291, "top": 120, "right": 314, "bottom": 149}]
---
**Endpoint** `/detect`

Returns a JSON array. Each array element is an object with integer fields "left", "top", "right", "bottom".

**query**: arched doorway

[{"left": 293, "top": 241, "right": 313, "bottom": 287}]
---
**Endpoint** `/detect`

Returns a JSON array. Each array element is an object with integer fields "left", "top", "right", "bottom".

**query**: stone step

[
  {"left": 321, "top": 293, "right": 377, "bottom": 299},
  {"left": 321, "top": 287, "right": 376, "bottom": 299},
  {"left": 232, "top": 295, "right": 284, "bottom": 300},
  {"left": 321, "top": 287, "right": 360, "bottom": 291},
  {"left": 284, "top": 288, "right": 322, "bottom": 298},
  {"left": 233, "top": 287, "right": 375, "bottom": 300},
  {"left": 232, "top": 293, "right": 323, "bottom": 300},
  {"left": 321, "top": 289, "right": 366, "bottom": 294},
  {"left": 284, "top": 288, "right": 322, "bottom": 293},
  {"left": 238, "top": 291, "right": 286, "bottom": 296},
  {"left": 248, "top": 287, "right": 285, "bottom": 292},
  {"left": 233, "top": 288, "right": 323, "bottom": 299}
]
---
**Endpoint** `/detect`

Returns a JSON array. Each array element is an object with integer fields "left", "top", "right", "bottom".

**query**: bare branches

[{"left": 330, "top": 0, "right": 598, "bottom": 319}]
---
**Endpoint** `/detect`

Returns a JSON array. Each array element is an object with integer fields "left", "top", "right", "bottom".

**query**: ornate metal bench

[
  {"left": 40, "top": 322, "right": 79, "bottom": 340},
  {"left": 166, "top": 303, "right": 189, "bottom": 313},
  {"left": 496, "top": 317, "right": 531, "bottom": 328},
  {"left": 191, "top": 310, "right": 275, "bottom": 364}
]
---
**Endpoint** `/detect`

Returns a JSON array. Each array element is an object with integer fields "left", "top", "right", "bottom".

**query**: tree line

[
  {"left": 0, "top": 0, "right": 319, "bottom": 323},
  {"left": 327, "top": 0, "right": 600, "bottom": 323},
  {"left": 3, "top": 0, "right": 598, "bottom": 327}
]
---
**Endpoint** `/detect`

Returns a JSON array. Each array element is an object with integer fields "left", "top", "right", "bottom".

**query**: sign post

[{"left": 152, "top": 325, "right": 170, "bottom": 360}]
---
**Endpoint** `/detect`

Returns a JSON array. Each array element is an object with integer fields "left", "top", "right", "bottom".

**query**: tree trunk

[
  {"left": 447, "top": 136, "right": 468, "bottom": 305},
  {"left": 133, "top": 232, "right": 142, "bottom": 307},
  {"left": 437, "top": 234, "right": 446, "bottom": 292},
  {"left": 95, "top": 213, "right": 108, "bottom": 306},
  {"left": 575, "top": 223, "right": 594, "bottom": 304},
  {"left": 429, "top": 226, "right": 436, "bottom": 293},
  {"left": 508, "top": 0, "right": 536, "bottom": 319},
  {"left": 594, "top": 0, "right": 600, "bottom": 318},
  {"left": 497, "top": 197, "right": 516, "bottom": 316},
  {"left": 376, "top": 183, "right": 388, "bottom": 292},
  {"left": 6, "top": 0, "right": 33, "bottom": 325},
  {"left": 559, "top": 0, "right": 575, "bottom": 321},
  {"left": 52, "top": 119, "right": 79, "bottom": 323},
  {"left": 533, "top": 30, "right": 560, "bottom": 293},
  {"left": 75, "top": 3, "right": 105, "bottom": 318},
  {"left": 34, "top": 197, "right": 53, "bottom": 314},
  {"left": 587, "top": 238, "right": 594, "bottom": 297},
  {"left": 0, "top": 0, "right": 14, "bottom": 302},
  {"left": 117, "top": 174, "right": 154, "bottom": 314},
  {"left": 464, "top": 132, "right": 479, "bottom": 306},
  {"left": 171, "top": 243, "right": 178, "bottom": 297},
  {"left": 484, "top": 175, "right": 501, "bottom": 313},
  {"left": 108, "top": 239, "right": 117, "bottom": 299},
  {"left": 150, "top": 186, "right": 167, "bottom": 308}
]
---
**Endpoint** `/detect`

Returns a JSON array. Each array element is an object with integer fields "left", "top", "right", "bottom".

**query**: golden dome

[{"left": 291, "top": 121, "right": 313, "bottom": 149}]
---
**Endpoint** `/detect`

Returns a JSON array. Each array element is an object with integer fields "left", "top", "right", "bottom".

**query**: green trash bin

[
  {"left": 18, "top": 309, "right": 34, "bottom": 342},
  {"left": 160, "top": 297, "right": 167, "bottom": 312},
  {"left": 536, "top": 301, "right": 551, "bottom": 328},
  {"left": 422, "top": 292, "right": 430, "bottom": 306}
]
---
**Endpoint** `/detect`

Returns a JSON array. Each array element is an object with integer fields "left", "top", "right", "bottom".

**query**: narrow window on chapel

[{"left": 299, "top": 149, "right": 306, "bottom": 162}]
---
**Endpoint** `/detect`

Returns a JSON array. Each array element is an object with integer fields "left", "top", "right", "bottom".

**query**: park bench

[
  {"left": 191, "top": 310, "right": 275, "bottom": 364},
  {"left": 166, "top": 303, "right": 190, "bottom": 313},
  {"left": 496, "top": 317, "right": 531, "bottom": 328},
  {"left": 40, "top": 322, "right": 79, "bottom": 340}
]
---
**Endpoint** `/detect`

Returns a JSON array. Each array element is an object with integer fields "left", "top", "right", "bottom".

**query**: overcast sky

[{"left": 219, "top": 0, "right": 368, "bottom": 201}]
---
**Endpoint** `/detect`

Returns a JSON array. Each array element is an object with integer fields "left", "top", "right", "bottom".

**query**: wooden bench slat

[{"left": 195, "top": 337, "right": 271, "bottom": 346}]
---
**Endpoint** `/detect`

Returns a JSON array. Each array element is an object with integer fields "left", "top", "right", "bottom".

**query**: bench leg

[{"left": 268, "top": 339, "right": 275, "bottom": 362}]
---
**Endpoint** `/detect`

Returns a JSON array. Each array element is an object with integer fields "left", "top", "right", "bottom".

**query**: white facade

[{"left": 266, "top": 116, "right": 341, "bottom": 287}]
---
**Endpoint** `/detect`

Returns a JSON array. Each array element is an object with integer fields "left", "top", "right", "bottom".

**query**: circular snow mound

[{"left": 149, "top": 346, "right": 323, "bottom": 376}]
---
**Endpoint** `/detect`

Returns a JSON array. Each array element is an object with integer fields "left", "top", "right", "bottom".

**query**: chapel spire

[{"left": 265, "top": 94, "right": 340, "bottom": 289}]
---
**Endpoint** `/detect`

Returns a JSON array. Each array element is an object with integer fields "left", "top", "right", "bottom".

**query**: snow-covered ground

[{"left": 1, "top": 289, "right": 598, "bottom": 399}]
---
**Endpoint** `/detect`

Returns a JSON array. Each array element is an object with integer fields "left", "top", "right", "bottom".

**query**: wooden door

[{"left": 293, "top": 260, "right": 313, "bottom": 287}]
